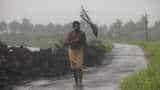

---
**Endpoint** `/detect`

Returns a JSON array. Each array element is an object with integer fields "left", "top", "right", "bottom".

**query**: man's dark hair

[{"left": 72, "top": 21, "right": 80, "bottom": 27}]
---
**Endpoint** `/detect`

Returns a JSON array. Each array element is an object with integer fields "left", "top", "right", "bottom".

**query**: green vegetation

[
  {"left": 103, "top": 40, "right": 113, "bottom": 52},
  {"left": 85, "top": 40, "right": 113, "bottom": 65},
  {"left": 121, "top": 41, "right": 160, "bottom": 90}
]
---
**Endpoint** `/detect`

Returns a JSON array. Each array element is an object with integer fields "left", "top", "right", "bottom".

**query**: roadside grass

[{"left": 121, "top": 41, "right": 160, "bottom": 90}]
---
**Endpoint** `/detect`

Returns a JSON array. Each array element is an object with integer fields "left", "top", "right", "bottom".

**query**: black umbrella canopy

[
  {"left": 90, "top": 23, "right": 98, "bottom": 37},
  {"left": 80, "top": 6, "right": 98, "bottom": 38}
]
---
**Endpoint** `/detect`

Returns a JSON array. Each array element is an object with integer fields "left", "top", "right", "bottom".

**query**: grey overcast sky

[{"left": 0, "top": 0, "right": 160, "bottom": 25}]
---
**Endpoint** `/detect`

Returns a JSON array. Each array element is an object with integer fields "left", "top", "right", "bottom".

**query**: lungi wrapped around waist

[{"left": 68, "top": 47, "right": 84, "bottom": 69}]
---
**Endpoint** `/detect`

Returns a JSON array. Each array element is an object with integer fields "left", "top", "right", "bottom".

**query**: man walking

[{"left": 65, "top": 21, "right": 86, "bottom": 86}]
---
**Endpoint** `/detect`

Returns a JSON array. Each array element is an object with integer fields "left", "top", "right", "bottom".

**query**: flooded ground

[{"left": 13, "top": 43, "right": 147, "bottom": 90}]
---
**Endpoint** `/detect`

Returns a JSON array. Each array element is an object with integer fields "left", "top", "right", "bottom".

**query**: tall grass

[{"left": 121, "top": 41, "right": 160, "bottom": 90}]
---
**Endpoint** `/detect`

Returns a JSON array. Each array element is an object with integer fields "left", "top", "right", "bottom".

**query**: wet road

[{"left": 14, "top": 43, "right": 147, "bottom": 90}]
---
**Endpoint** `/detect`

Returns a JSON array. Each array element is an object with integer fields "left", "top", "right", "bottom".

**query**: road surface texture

[{"left": 14, "top": 43, "right": 147, "bottom": 90}]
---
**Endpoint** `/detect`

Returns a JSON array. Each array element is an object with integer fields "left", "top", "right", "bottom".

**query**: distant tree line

[
  {"left": 0, "top": 15, "right": 160, "bottom": 47},
  {"left": 107, "top": 15, "right": 157, "bottom": 41},
  {"left": 0, "top": 18, "right": 107, "bottom": 47}
]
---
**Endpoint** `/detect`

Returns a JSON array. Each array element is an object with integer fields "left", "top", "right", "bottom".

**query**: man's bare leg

[
  {"left": 79, "top": 68, "right": 83, "bottom": 85},
  {"left": 73, "top": 69, "right": 79, "bottom": 86}
]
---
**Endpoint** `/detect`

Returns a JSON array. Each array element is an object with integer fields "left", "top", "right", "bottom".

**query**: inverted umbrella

[{"left": 80, "top": 6, "right": 98, "bottom": 38}]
